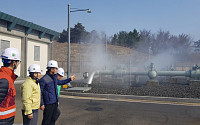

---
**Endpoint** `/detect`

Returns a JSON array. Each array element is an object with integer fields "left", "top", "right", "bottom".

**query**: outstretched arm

[
  {"left": 57, "top": 78, "right": 71, "bottom": 85},
  {"left": 57, "top": 74, "right": 76, "bottom": 85}
]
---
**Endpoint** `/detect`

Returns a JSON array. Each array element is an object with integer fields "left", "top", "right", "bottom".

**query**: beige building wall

[
  {"left": 27, "top": 39, "right": 48, "bottom": 76},
  {"left": 0, "top": 32, "right": 21, "bottom": 76}
]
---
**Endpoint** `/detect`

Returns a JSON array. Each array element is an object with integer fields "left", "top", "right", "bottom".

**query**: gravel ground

[{"left": 71, "top": 78, "right": 200, "bottom": 99}]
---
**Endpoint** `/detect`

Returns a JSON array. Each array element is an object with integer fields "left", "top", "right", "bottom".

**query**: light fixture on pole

[{"left": 67, "top": 4, "right": 91, "bottom": 83}]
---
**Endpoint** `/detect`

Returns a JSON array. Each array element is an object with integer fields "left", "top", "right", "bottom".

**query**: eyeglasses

[{"left": 17, "top": 60, "right": 21, "bottom": 64}]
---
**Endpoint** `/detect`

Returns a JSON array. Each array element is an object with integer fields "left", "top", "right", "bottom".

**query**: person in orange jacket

[{"left": 0, "top": 48, "right": 21, "bottom": 124}]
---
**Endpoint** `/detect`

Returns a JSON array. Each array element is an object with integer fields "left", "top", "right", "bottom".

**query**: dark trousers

[
  {"left": 42, "top": 103, "right": 58, "bottom": 125},
  {"left": 22, "top": 109, "right": 38, "bottom": 125},
  {"left": 55, "top": 108, "right": 61, "bottom": 121},
  {"left": 0, "top": 116, "right": 14, "bottom": 125}
]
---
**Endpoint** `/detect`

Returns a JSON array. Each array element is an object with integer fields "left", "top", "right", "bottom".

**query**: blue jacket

[{"left": 40, "top": 72, "right": 71, "bottom": 106}]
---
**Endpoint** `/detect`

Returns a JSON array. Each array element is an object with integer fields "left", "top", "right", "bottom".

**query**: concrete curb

[{"left": 60, "top": 91, "right": 200, "bottom": 104}]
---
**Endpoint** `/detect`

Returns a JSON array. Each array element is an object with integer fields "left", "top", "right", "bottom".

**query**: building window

[
  {"left": 0, "top": 40, "right": 10, "bottom": 54},
  {"left": 34, "top": 46, "right": 40, "bottom": 61}
]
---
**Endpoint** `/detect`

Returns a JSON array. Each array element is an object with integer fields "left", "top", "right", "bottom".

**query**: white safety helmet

[
  {"left": 47, "top": 60, "right": 58, "bottom": 68},
  {"left": 1, "top": 48, "right": 21, "bottom": 61},
  {"left": 28, "top": 64, "right": 41, "bottom": 73},
  {"left": 58, "top": 68, "right": 65, "bottom": 77}
]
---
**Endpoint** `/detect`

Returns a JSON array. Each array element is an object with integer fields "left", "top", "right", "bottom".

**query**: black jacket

[
  {"left": 0, "top": 79, "right": 9, "bottom": 104},
  {"left": 39, "top": 72, "right": 71, "bottom": 106}
]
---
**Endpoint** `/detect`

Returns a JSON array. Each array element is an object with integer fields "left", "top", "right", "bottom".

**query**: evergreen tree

[{"left": 58, "top": 22, "right": 89, "bottom": 43}]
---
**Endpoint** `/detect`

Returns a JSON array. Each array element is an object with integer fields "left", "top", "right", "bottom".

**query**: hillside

[{"left": 54, "top": 42, "right": 148, "bottom": 73}]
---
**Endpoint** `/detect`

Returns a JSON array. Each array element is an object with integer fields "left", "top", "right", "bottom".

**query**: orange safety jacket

[{"left": 0, "top": 67, "right": 16, "bottom": 120}]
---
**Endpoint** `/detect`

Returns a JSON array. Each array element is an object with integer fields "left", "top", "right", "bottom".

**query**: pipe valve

[{"left": 83, "top": 72, "right": 89, "bottom": 79}]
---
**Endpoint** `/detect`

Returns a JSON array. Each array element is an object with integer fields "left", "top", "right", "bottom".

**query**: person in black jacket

[{"left": 40, "top": 60, "right": 75, "bottom": 125}]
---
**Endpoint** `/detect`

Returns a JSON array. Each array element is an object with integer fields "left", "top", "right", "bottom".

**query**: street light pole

[
  {"left": 105, "top": 34, "right": 107, "bottom": 70},
  {"left": 67, "top": 4, "right": 91, "bottom": 84},
  {"left": 149, "top": 46, "right": 151, "bottom": 60},
  {"left": 67, "top": 4, "right": 71, "bottom": 79}
]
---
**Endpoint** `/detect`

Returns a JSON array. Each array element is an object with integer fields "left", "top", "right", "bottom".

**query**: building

[{"left": 0, "top": 11, "right": 60, "bottom": 78}]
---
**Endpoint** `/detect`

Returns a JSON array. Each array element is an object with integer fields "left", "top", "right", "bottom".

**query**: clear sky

[{"left": 0, "top": 0, "right": 200, "bottom": 40}]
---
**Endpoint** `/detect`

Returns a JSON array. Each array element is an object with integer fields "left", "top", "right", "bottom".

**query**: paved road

[{"left": 14, "top": 84, "right": 200, "bottom": 125}]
